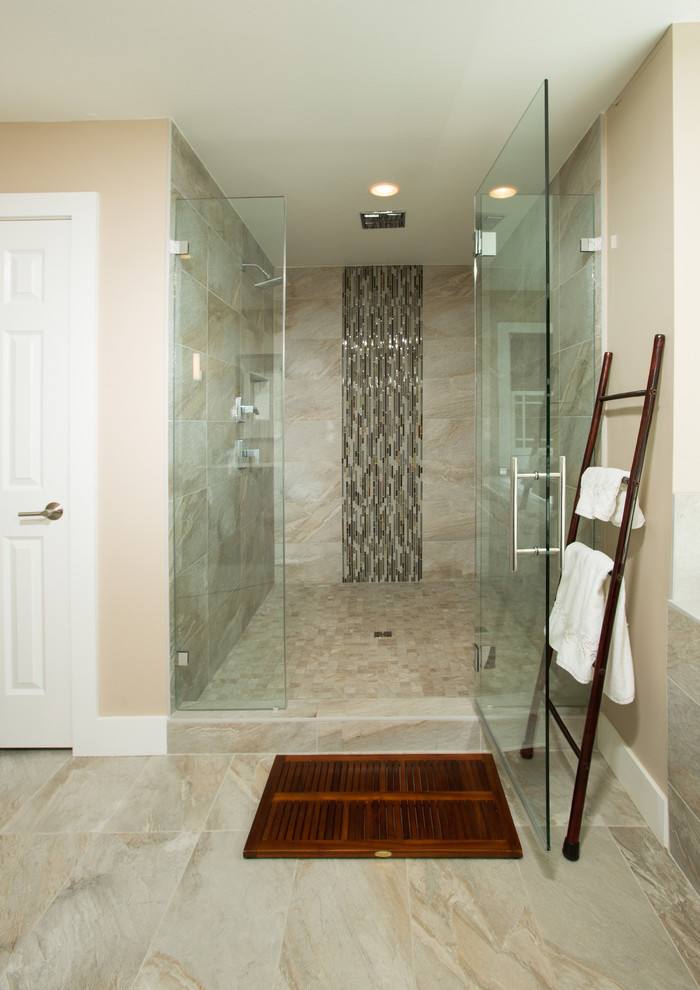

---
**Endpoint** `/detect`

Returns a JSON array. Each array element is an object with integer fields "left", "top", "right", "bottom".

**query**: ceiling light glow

[
  {"left": 488, "top": 185, "right": 517, "bottom": 199},
  {"left": 370, "top": 182, "right": 400, "bottom": 197}
]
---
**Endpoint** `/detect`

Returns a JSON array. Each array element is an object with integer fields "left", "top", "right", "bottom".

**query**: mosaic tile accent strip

[{"left": 342, "top": 266, "right": 422, "bottom": 582}]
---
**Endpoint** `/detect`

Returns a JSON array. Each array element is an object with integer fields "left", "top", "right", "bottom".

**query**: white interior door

[{"left": 0, "top": 219, "right": 72, "bottom": 746}]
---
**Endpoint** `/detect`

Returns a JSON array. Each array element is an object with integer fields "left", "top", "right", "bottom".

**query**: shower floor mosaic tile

[
  {"left": 286, "top": 581, "right": 475, "bottom": 700},
  {"left": 181, "top": 582, "right": 475, "bottom": 709}
]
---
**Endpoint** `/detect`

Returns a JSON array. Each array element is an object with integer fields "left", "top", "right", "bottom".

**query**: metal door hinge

[
  {"left": 580, "top": 237, "right": 601, "bottom": 253},
  {"left": 176, "top": 651, "right": 189, "bottom": 667},
  {"left": 170, "top": 240, "right": 191, "bottom": 257},
  {"left": 474, "top": 230, "right": 497, "bottom": 257}
]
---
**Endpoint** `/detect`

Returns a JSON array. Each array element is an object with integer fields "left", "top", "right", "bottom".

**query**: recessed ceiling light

[
  {"left": 488, "top": 186, "right": 517, "bottom": 199},
  {"left": 370, "top": 182, "right": 400, "bottom": 197}
]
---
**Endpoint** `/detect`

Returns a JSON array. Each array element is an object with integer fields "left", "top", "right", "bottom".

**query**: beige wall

[
  {"left": 0, "top": 120, "right": 171, "bottom": 716},
  {"left": 604, "top": 36, "right": 674, "bottom": 787}
]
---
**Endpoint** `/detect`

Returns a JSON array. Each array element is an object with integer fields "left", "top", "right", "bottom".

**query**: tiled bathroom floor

[{"left": 1, "top": 745, "right": 699, "bottom": 989}]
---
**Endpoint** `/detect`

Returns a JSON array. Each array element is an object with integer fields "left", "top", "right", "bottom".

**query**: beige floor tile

[
  {"left": 0, "top": 831, "right": 197, "bottom": 990},
  {"left": 104, "top": 754, "right": 231, "bottom": 833},
  {"left": 518, "top": 826, "right": 698, "bottom": 990},
  {"left": 274, "top": 858, "right": 414, "bottom": 990},
  {"left": 133, "top": 830, "right": 295, "bottom": 990},
  {"left": 205, "top": 754, "right": 274, "bottom": 831},
  {"left": 0, "top": 750, "right": 71, "bottom": 830},
  {"left": 0, "top": 832, "right": 93, "bottom": 970},
  {"left": 408, "top": 857, "right": 554, "bottom": 989},
  {"left": 2, "top": 756, "right": 147, "bottom": 834}
]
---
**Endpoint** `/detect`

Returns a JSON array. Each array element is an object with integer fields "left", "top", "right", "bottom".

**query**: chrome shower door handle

[
  {"left": 509, "top": 457, "right": 566, "bottom": 573},
  {"left": 18, "top": 501, "right": 64, "bottom": 521},
  {"left": 509, "top": 456, "right": 519, "bottom": 573},
  {"left": 558, "top": 455, "right": 566, "bottom": 575}
]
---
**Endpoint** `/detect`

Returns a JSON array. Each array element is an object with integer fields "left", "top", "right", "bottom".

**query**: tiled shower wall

[
  {"left": 285, "top": 265, "right": 474, "bottom": 586},
  {"left": 169, "top": 126, "right": 281, "bottom": 707},
  {"left": 668, "top": 494, "right": 700, "bottom": 895}
]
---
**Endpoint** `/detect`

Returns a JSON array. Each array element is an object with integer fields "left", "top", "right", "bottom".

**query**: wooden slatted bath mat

[{"left": 243, "top": 753, "right": 522, "bottom": 859}]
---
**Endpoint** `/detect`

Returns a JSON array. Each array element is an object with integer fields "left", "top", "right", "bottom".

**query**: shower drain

[{"left": 373, "top": 631, "right": 393, "bottom": 638}]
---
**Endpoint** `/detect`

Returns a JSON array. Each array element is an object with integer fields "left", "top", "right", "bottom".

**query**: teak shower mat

[{"left": 243, "top": 753, "right": 522, "bottom": 859}]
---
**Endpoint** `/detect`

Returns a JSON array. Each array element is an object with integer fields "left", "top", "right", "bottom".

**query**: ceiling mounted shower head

[{"left": 360, "top": 211, "right": 406, "bottom": 229}]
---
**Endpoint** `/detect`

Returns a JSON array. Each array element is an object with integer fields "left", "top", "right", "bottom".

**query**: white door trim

[{"left": 0, "top": 192, "right": 166, "bottom": 756}]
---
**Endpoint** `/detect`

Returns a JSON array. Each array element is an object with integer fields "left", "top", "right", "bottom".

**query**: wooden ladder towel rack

[{"left": 520, "top": 333, "right": 665, "bottom": 861}]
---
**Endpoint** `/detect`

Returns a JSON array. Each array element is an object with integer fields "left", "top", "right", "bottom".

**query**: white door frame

[{"left": 0, "top": 192, "right": 167, "bottom": 756}]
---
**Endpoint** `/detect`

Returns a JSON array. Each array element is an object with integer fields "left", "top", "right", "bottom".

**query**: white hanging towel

[
  {"left": 549, "top": 541, "right": 635, "bottom": 704},
  {"left": 576, "top": 467, "right": 645, "bottom": 529}
]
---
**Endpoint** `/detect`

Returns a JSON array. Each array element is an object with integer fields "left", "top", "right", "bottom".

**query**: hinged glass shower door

[
  {"left": 172, "top": 196, "right": 286, "bottom": 711},
  {"left": 474, "top": 82, "right": 557, "bottom": 849}
]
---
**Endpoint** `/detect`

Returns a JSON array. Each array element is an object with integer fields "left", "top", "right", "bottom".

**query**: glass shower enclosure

[
  {"left": 172, "top": 196, "right": 286, "bottom": 710},
  {"left": 474, "top": 83, "right": 596, "bottom": 849}
]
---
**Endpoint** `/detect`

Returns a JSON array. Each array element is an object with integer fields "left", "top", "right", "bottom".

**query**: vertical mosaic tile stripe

[{"left": 342, "top": 266, "right": 423, "bottom": 582}]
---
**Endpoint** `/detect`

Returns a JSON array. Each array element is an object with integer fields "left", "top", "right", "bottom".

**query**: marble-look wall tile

[
  {"left": 286, "top": 338, "right": 341, "bottom": 380},
  {"left": 668, "top": 603, "right": 700, "bottom": 702},
  {"left": 134, "top": 831, "right": 295, "bottom": 990},
  {"left": 610, "top": 826, "right": 700, "bottom": 986},
  {"left": 668, "top": 678, "right": 700, "bottom": 819},
  {"left": 175, "top": 271, "right": 208, "bottom": 351},
  {"left": 167, "top": 718, "right": 317, "bottom": 754},
  {"left": 173, "top": 419, "right": 207, "bottom": 496},
  {"left": 285, "top": 460, "right": 341, "bottom": 503},
  {"left": 285, "top": 543, "right": 343, "bottom": 585},
  {"left": 274, "top": 858, "right": 415, "bottom": 990},
  {"left": 284, "top": 501, "right": 342, "bottom": 545},
  {"left": 173, "top": 556, "right": 208, "bottom": 645},
  {"left": 423, "top": 375, "right": 474, "bottom": 420},
  {"left": 669, "top": 784, "right": 700, "bottom": 896},
  {"left": 172, "top": 199, "right": 209, "bottom": 286},
  {"left": 285, "top": 376, "right": 340, "bottom": 422},
  {"left": 286, "top": 297, "right": 341, "bottom": 339},
  {"left": 286, "top": 266, "right": 343, "bottom": 300},
  {"left": 316, "top": 718, "right": 440, "bottom": 752},
  {"left": 673, "top": 493, "right": 700, "bottom": 613},
  {"left": 1, "top": 831, "right": 197, "bottom": 990}
]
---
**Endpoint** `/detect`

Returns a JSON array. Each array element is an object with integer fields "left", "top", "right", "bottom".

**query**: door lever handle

[{"left": 18, "top": 501, "right": 64, "bottom": 521}]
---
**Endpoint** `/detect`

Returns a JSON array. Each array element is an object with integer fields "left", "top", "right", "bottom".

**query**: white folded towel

[
  {"left": 576, "top": 467, "right": 645, "bottom": 529},
  {"left": 550, "top": 541, "right": 635, "bottom": 705}
]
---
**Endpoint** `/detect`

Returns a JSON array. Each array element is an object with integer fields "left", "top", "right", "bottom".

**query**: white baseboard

[
  {"left": 72, "top": 715, "right": 168, "bottom": 757},
  {"left": 597, "top": 714, "right": 668, "bottom": 846}
]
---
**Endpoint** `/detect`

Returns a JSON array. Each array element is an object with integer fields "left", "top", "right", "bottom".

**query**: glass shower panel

[
  {"left": 173, "top": 196, "right": 286, "bottom": 710},
  {"left": 474, "top": 83, "right": 553, "bottom": 848}
]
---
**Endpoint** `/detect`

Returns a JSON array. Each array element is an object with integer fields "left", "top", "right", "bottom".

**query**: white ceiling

[{"left": 2, "top": 0, "right": 697, "bottom": 267}]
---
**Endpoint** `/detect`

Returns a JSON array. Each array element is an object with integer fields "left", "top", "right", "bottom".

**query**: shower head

[{"left": 242, "top": 263, "right": 281, "bottom": 289}]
